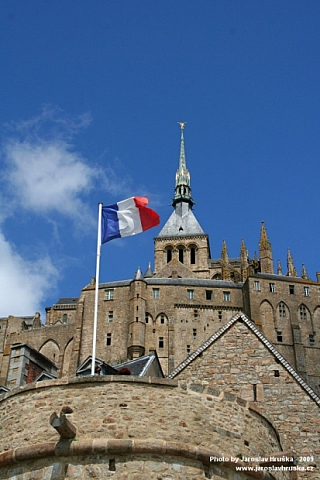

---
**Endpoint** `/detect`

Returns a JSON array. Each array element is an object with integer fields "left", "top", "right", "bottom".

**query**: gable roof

[
  {"left": 168, "top": 312, "right": 320, "bottom": 407},
  {"left": 76, "top": 356, "right": 119, "bottom": 376}
]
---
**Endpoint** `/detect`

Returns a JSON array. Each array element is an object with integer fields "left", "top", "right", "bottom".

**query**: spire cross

[{"left": 178, "top": 121, "right": 187, "bottom": 131}]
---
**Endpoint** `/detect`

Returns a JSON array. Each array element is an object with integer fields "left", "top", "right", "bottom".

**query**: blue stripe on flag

[{"left": 101, "top": 203, "right": 121, "bottom": 243}]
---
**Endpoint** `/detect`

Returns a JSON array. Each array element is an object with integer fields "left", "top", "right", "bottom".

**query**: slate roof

[
  {"left": 114, "top": 352, "right": 164, "bottom": 377},
  {"left": 99, "top": 278, "right": 243, "bottom": 289},
  {"left": 157, "top": 201, "right": 205, "bottom": 238},
  {"left": 54, "top": 298, "right": 78, "bottom": 305},
  {"left": 168, "top": 312, "right": 320, "bottom": 407}
]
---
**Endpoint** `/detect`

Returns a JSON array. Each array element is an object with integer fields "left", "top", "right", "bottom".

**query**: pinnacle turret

[{"left": 172, "top": 122, "right": 194, "bottom": 208}]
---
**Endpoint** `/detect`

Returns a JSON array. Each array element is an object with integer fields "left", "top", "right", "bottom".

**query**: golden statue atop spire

[{"left": 177, "top": 121, "right": 187, "bottom": 130}]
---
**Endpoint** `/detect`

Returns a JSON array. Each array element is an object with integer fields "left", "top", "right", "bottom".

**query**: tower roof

[{"left": 157, "top": 123, "right": 204, "bottom": 238}]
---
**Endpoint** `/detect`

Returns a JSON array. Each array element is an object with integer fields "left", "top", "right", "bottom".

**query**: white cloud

[
  {"left": 0, "top": 232, "right": 58, "bottom": 317},
  {"left": 4, "top": 138, "right": 98, "bottom": 223}
]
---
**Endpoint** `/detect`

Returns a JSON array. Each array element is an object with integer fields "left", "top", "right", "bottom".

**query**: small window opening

[
  {"left": 106, "top": 333, "right": 112, "bottom": 346},
  {"left": 179, "top": 247, "right": 184, "bottom": 263},
  {"left": 274, "top": 370, "right": 280, "bottom": 377},
  {"left": 109, "top": 459, "right": 116, "bottom": 471},
  {"left": 253, "top": 384, "right": 257, "bottom": 402},
  {"left": 206, "top": 290, "right": 213, "bottom": 300}
]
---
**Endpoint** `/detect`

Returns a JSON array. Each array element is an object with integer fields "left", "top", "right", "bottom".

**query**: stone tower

[{"left": 153, "top": 123, "right": 210, "bottom": 278}]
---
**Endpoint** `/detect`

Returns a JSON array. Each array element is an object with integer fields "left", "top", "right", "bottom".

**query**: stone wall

[
  {"left": 0, "top": 376, "right": 288, "bottom": 479},
  {"left": 174, "top": 319, "right": 320, "bottom": 478}
]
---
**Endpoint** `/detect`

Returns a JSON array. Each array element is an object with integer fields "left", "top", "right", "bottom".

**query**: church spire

[{"left": 172, "top": 122, "right": 194, "bottom": 208}]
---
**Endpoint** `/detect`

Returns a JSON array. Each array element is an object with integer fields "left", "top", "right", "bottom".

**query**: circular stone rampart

[{"left": 0, "top": 376, "right": 283, "bottom": 479}]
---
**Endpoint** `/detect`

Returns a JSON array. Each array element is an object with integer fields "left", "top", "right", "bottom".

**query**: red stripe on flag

[{"left": 134, "top": 196, "right": 160, "bottom": 232}]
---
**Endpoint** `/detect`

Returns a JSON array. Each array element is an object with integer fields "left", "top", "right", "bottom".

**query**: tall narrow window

[
  {"left": 253, "top": 384, "right": 257, "bottom": 402},
  {"left": 106, "top": 333, "right": 112, "bottom": 346},
  {"left": 223, "top": 291, "right": 231, "bottom": 302},
  {"left": 187, "top": 345, "right": 191, "bottom": 355},
  {"left": 62, "top": 314, "right": 67, "bottom": 324},
  {"left": 193, "top": 328, "right": 197, "bottom": 339},
  {"left": 152, "top": 288, "right": 160, "bottom": 298},
  {"left": 289, "top": 285, "right": 295, "bottom": 295},
  {"left": 187, "top": 289, "right": 194, "bottom": 300},
  {"left": 269, "top": 283, "right": 275, "bottom": 293},
  {"left": 276, "top": 330, "right": 283, "bottom": 342},
  {"left": 309, "top": 334, "right": 315, "bottom": 346},
  {"left": 254, "top": 281, "right": 260, "bottom": 291},
  {"left": 178, "top": 247, "right": 184, "bottom": 263},
  {"left": 304, "top": 286, "right": 310, "bottom": 297},
  {"left": 279, "top": 302, "right": 286, "bottom": 318},
  {"left": 159, "top": 337, "right": 164, "bottom": 348},
  {"left": 299, "top": 305, "right": 307, "bottom": 321},
  {"left": 108, "top": 311, "right": 114, "bottom": 323},
  {"left": 166, "top": 248, "right": 172, "bottom": 263},
  {"left": 194, "top": 310, "right": 198, "bottom": 321},
  {"left": 190, "top": 247, "right": 196, "bottom": 264}
]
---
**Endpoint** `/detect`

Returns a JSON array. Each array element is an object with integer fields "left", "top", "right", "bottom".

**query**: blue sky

[{"left": 1, "top": 1, "right": 320, "bottom": 318}]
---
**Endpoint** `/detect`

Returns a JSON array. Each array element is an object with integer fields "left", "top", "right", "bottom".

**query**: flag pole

[{"left": 91, "top": 202, "right": 102, "bottom": 375}]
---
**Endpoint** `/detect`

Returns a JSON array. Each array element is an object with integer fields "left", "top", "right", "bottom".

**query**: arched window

[
  {"left": 166, "top": 247, "right": 173, "bottom": 263},
  {"left": 178, "top": 246, "right": 184, "bottom": 263},
  {"left": 278, "top": 302, "right": 286, "bottom": 318},
  {"left": 189, "top": 244, "right": 197, "bottom": 264}
]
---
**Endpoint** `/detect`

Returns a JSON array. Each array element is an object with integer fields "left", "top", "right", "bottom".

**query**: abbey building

[
  {"left": 1, "top": 125, "right": 320, "bottom": 479},
  {"left": 1, "top": 125, "right": 320, "bottom": 393}
]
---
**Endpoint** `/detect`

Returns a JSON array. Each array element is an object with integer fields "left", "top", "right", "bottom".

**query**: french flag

[{"left": 101, "top": 196, "right": 160, "bottom": 244}]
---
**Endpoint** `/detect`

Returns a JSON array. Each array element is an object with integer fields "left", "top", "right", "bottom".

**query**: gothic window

[
  {"left": 187, "top": 289, "right": 194, "bottom": 300},
  {"left": 104, "top": 289, "right": 114, "bottom": 300},
  {"left": 152, "top": 288, "right": 160, "bottom": 298},
  {"left": 279, "top": 302, "right": 286, "bottom": 318},
  {"left": 299, "top": 305, "right": 307, "bottom": 321}
]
